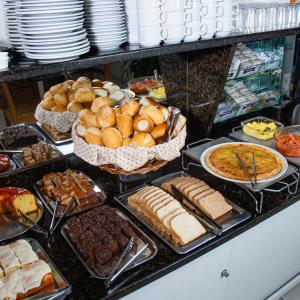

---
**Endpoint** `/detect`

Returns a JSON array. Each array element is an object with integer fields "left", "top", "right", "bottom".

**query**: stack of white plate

[
  {"left": 4, "top": 0, "right": 23, "bottom": 52},
  {"left": 84, "top": 0, "right": 127, "bottom": 51},
  {"left": 16, "top": 0, "right": 90, "bottom": 64}
]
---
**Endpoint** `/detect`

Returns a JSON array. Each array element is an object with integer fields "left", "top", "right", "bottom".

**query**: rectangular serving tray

[
  {"left": 61, "top": 208, "right": 158, "bottom": 279},
  {"left": 0, "top": 124, "right": 47, "bottom": 150},
  {"left": 151, "top": 171, "right": 251, "bottom": 233},
  {"left": 9, "top": 238, "right": 72, "bottom": 300},
  {"left": 36, "top": 122, "right": 72, "bottom": 145},
  {"left": 115, "top": 184, "right": 216, "bottom": 255},
  {"left": 34, "top": 170, "right": 107, "bottom": 217}
]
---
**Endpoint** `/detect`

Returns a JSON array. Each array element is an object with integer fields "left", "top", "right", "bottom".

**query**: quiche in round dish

[{"left": 205, "top": 143, "right": 283, "bottom": 181}]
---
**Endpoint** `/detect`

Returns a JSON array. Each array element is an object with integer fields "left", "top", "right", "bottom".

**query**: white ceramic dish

[
  {"left": 20, "top": 24, "right": 83, "bottom": 34},
  {"left": 16, "top": 7, "right": 83, "bottom": 15},
  {"left": 200, "top": 142, "right": 288, "bottom": 185},
  {"left": 25, "top": 41, "right": 89, "bottom": 53},
  {"left": 20, "top": 20, "right": 83, "bottom": 28},
  {"left": 19, "top": 11, "right": 84, "bottom": 19},
  {"left": 22, "top": 28, "right": 86, "bottom": 40},
  {"left": 23, "top": 33, "right": 87, "bottom": 45}
]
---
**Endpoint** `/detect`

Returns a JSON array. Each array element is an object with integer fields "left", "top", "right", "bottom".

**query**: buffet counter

[{"left": 0, "top": 151, "right": 299, "bottom": 300}]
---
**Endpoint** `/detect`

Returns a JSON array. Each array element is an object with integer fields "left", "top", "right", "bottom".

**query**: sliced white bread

[
  {"left": 182, "top": 181, "right": 207, "bottom": 197},
  {"left": 148, "top": 194, "right": 172, "bottom": 208},
  {"left": 156, "top": 200, "right": 182, "bottom": 221},
  {"left": 162, "top": 208, "right": 186, "bottom": 228},
  {"left": 191, "top": 186, "right": 213, "bottom": 204}
]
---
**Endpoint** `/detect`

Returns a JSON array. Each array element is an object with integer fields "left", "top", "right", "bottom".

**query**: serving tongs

[
  {"left": 171, "top": 185, "right": 223, "bottom": 236},
  {"left": 161, "top": 107, "right": 181, "bottom": 144},
  {"left": 235, "top": 152, "right": 257, "bottom": 189}
]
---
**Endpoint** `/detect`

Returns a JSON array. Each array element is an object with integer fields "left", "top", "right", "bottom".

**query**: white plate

[
  {"left": 19, "top": 20, "right": 83, "bottom": 29},
  {"left": 24, "top": 38, "right": 89, "bottom": 50},
  {"left": 200, "top": 142, "right": 289, "bottom": 185},
  {"left": 22, "top": 28, "right": 86, "bottom": 39},
  {"left": 19, "top": 16, "right": 83, "bottom": 24},
  {"left": 16, "top": 7, "right": 83, "bottom": 15},
  {"left": 18, "top": 1, "right": 83, "bottom": 7},
  {"left": 23, "top": 32, "right": 87, "bottom": 44},
  {"left": 25, "top": 41, "right": 89, "bottom": 53},
  {"left": 19, "top": 11, "right": 84, "bottom": 20},
  {"left": 20, "top": 24, "right": 83, "bottom": 34}
]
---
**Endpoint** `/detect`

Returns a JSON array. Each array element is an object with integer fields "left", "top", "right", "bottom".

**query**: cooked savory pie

[{"left": 205, "top": 144, "right": 283, "bottom": 181}]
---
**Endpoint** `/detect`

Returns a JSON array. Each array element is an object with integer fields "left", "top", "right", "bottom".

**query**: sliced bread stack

[
  {"left": 161, "top": 176, "right": 232, "bottom": 220},
  {"left": 128, "top": 186, "right": 206, "bottom": 246}
]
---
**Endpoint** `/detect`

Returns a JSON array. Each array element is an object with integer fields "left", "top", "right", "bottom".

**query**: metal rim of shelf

[{"left": 181, "top": 138, "right": 300, "bottom": 214}]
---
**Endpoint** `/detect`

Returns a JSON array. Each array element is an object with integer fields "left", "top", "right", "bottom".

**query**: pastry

[
  {"left": 84, "top": 127, "right": 103, "bottom": 145},
  {"left": 53, "top": 93, "right": 68, "bottom": 107},
  {"left": 9, "top": 240, "right": 38, "bottom": 267},
  {"left": 74, "top": 87, "right": 95, "bottom": 103},
  {"left": 116, "top": 114, "right": 133, "bottom": 138},
  {"left": 139, "top": 105, "right": 165, "bottom": 125},
  {"left": 91, "top": 97, "right": 115, "bottom": 113},
  {"left": 0, "top": 187, "right": 38, "bottom": 216},
  {"left": 96, "top": 105, "right": 116, "bottom": 128},
  {"left": 131, "top": 133, "right": 155, "bottom": 148},
  {"left": 0, "top": 154, "right": 10, "bottom": 173},
  {"left": 67, "top": 102, "right": 84, "bottom": 113},
  {"left": 121, "top": 100, "right": 140, "bottom": 117},
  {"left": 102, "top": 128, "right": 122, "bottom": 149},
  {"left": 0, "top": 245, "right": 21, "bottom": 275},
  {"left": 151, "top": 123, "right": 167, "bottom": 139},
  {"left": 41, "top": 124, "right": 71, "bottom": 141},
  {"left": 133, "top": 115, "right": 154, "bottom": 133}
]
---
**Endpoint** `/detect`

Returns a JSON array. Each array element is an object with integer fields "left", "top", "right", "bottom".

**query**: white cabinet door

[
  {"left": 226, "top": 201, "right": 300, "bottom": 300},
  {"left": 122, "top": 242, "right": 232, "bottom": 300}
]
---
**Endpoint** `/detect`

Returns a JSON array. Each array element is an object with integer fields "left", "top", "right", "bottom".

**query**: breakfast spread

[
  {"left": 161, "top": 176, "right": 232, "bottom": 220},
  {"left": 242, "top": 119, "right": 280, "bottom": 140},
  {"left": 0, "top": 154, "right": 11, "bottom": 173},
  {"left": 64, "top": 206, "right": 139, "bottom": 276},
  {"left": 128, "top": 186, "right": 206, "bottom": 246},
  {"left": 204, "top": 144, "right": 283, "bottom": 181},
  {"left": 0, "top": 126, "right": 40, "bottom": 149},
  {"left": 39, "top": 169, "right": 98, "bottom": 210},
  {"left": 0, "top": 187, "right": 38, "bottom": 216},
  {"left": 0, "top": 239, "right": 54, "bottom": 300}
]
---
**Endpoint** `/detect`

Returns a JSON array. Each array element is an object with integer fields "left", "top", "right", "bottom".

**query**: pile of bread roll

[
  {"left": 40, "top": 76, "right": 130, "bottom": 113},
  {"left": 77, "top": 96, "right": 186, "bottom": 149}
]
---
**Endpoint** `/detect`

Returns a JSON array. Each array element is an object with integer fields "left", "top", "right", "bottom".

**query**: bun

[
  {"left": 77, "top": 124, "right": 87, "bottom": 137},
  {"left": 67, "top": 102, "right": 84, "bottom": 113},
  {"left": 91, "top": 97, "right": 115, "bottom": 113},
  {"left": 139, "top": 105, "right": 164, "bottom": 125},
  {"left": 102, "top": 127, "right": 122, "bottom": 149},
  {"left": 133, "top": 115, "right": 154, "bottom": 133},
  {"left": 75, "top": 88, "right": 95, "bottom": 103},
  {"left": 41, "top": 98, "right": 55, "bottom": 111},
  {"left": 50, "top": 83, "right": 65, "bottom": 95},
  {"left": 121, "top": 100, "right": 140, "bottom": 117},
  {"left": 84, "top": 127, "right": 103, "bottom": 145},
  {"left": 92, "top": 79, "right": 103, "bottom": 87},
  {"left": 63, "top": 80, "right": 74, "bottom": 92},
  {"left": 79, "top": 109, "right": 98, "bottom": 127},
  {"left": 51, "top": 106, "right": 66, "bottom": 112},
  {"left": 159, "top": 105, "right": 169, "bottom": 122},
  {"left": 116, "top": 114, "right": 133, "bottom": 138},
  {"left": 151, "top": 123, "right": 167, "bottom": 139},
  {"left": 67, "top": 90, "right": 75, "bottom": 102},
  {"left": 122, "top": 138, "right": 131, "bottom": 146},
  {"left": 43, "top": 91, "right": 52, "bottom": 100},
  {"left": 93, "top": 88, "right": 108, "bottom": 98},
  {"left": 139, "top": 97, "right": 157, "bottom": 106},
  {"left": 72, "top": 79, "right": 92, "bottom": 90},
  {"left": 84, "top": 102, "right": 92, "bottom": 109},
  {"left": 77, "top": 76, "right": 91, "bottom": 83},
  {"left": 54, "top": 93, "right": 68, "bottom": 107},
  {"left": 131, "top": 133, "right": 156, "bottom": 148},
  {"left": 96, "top": 105, "right": 116, "bottom": 128},
  {"left": 102, "top": 81, "right": 120, "bottom": 92},
  {"left": 109, "top": 90, "right": 125, "bottom": 102}
]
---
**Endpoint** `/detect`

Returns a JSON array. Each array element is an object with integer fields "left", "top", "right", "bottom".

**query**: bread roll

[
  {"left": 50, "top": 83, "right": 65, "bottom": 95},
  {"left": 77, "top": 76, "right": 91, "bottom": 83},
  {"left": 151, "top": 123, "right": 167, "bottom": 139},
  {"left": 102, "top": 127, "right": 122, "bottom": 149},
  {"left": 116, "top": 114, "right": 133, "bottom": 138},
  {"left": 122, "top": 138, "right": 132, "bottom": 146},
  {"left": 43, "top": 91, "right": 52, "bottom": 100},
  {"left": 102, "top": 81, "right": 120, "bottom": 92},
  {"left": 68, "top": 90, "right": 75, "bottom": 102},
  {"left": 139, "top": 97, "right": 157, "bottom": 106},
  {"left": 93, "top": 88, "right": 108, "bottom": 98},
  {"left": 159, "top": 105, "right": 169, "bottom": 122},
  {"left": 92, "top": 79, "right": 103, "bottom": 87},
  {"left": 133, "top": 115, "right": 154, "bottom": 133},
  {"left": 75, "top": 88, "right": 95, "bottom": 103},
  {"left": 54, "top": 93, "right": 68, "bottom": 107},
  {"left": 84, "top": 102, "right": 92, "bottom": 109},
  {"left": 79, "top": 109, "right": 98, "bottom": 128},
  {"left": 67, "top": 102, "right": 84, "bottom": 113},
  {"left": 121, "top": 100, "right": 140, "bottom": 117},
  {"left": 109, "top": 90, "right": 125, "bottom": 102},
  {"left": 96, "top": 105, "right": 116, "bottom": 128},
  {"left": 131, "top": 133, "right": 156, "bottom": 148},
  {"left": 72, "top": 79, "right": 92, "bottom": 90},
  {"left": 84, "top": 127, "right": 103, "bottom": 145},
  {"left": 63, "top": 80, "right": 74, "bottom": 92},
  {"left": 77, "top": 124, "right": 88, "bottom": 137},
  {"left": 139, "top": 105, "right": 165, "bottom": 125},
  {"left": 91, "top": 97, "right": 115, "bottom": 113},
  {"left": 51, "top": 106, "right": 66, "bottom": 112},
  {"left": 41, "top": 97, "right": 55, "bottom": 111}
]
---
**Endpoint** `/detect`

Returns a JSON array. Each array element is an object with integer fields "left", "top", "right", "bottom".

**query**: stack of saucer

[
  {"left": 16, "top": 0, "right": 90, "bottom": 64},
  {"left": 84, "top": 0, "right": 127, "bottom": 51}
]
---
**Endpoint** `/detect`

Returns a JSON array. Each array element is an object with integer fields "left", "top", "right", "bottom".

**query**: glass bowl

[
  {"left": 275, "top": 125, "right": 300, "bottom": 157},
  {"left": 241, "top": 116, "right": 283, "bottom": 140},
  {"left": 128, "top": 76, "right": 163, "bottom": 95}
]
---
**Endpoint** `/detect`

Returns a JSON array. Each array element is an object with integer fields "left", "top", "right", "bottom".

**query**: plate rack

[{"left": 182, "top": 138, "right": 300, "bottom": 214}]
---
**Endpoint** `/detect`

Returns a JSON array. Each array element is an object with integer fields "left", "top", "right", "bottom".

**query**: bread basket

[{"left": 72, "top": 119, "right": 186, "bottom": 175}]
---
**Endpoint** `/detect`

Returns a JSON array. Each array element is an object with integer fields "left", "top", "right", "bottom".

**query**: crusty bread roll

[
  {"left": 139, "top": 105, "right": 165, "bottom": 125},
  {"left": 50, "top": 83, "right": 65, "bottom": 95},
  {"left": 84, "top": 127, "right": 103, "bottom": 145},
  {"left": 96, "top": 105, "right": 116, "bottom": 128},
  {"left": 121, "top": 100, "right": 140, "bottom": 117},
  {"left": 63, "top": 80, "right": 74, "bottom": 92},
  {"left": 54, "top": 93, "right": 68, "bottom": 107},
  {"left": 93, "top": 87, "right": 108, "bottom": 98},
  {"left": 79, "top": 109, "right": 98, "bottom": 128},
  {"left": 68, "top": 90, "right": 75, "bottom": 102},
  {"left": 72, "top": 79, "right": 92, "bottom": 90},
  {"left": 133, "top": 115, "right": 154, "bottom": 133},
  {"left": 75, "top": 88, "right": 95, "bottom": 103},
  {"left": 41, "top": 97, "right": 55, "bottom": 111},
  {"left": 102, "top": 127, "right": 122, "bottom": 149},
  {"left": 113, "top": 106, "right": 122, "bottom": 117},
  {"left": 109, "top": 90, "right": 125, "bottom": 102},
  {"left": 116, "top": 114, "right": 133, "bottom": 138},
  {"left": 159, "top": 105, "right": 169, "bottom": 122},
  {"left": 139, "top": 97, "right": 157, "bottom": 106},
  {"left": 92, "top": 79, "right": 103, "bottom": 87},
  {"left": 102, "top": 81, "right": 120, "bottom": 92},
  {"left": 151, "top": 123, "right": 167, "bottom": 139},
  {"left": 77, "top": 123, "right": 88, "bottom": 137},
  {"left": 131, "top": 133, "right": 156, "bottom": 148},
  {"left": 84, "top": 102, "right": 92, "bottom": 109},
  {"left": 51, "top": 106, "right": 66, "bottom": 112},
  {"left": 91, "top": 97, "right": 115, "bottom": 113},
  {"left": 77, "top": 76, "right": 91, "bottom": 83},
  {"left": 122, "top": 138, "right": 132, "bottom": 146},
  {"left": 67, "top": 102, "right": 84, "bottom": 113},
  {"left": 43, "top": 91, "right": 52, "bottom": 100}
]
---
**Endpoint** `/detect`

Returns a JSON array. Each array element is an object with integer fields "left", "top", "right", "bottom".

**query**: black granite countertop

[{"left": 0, "top": 150, "right": 299, "bottom": 300}]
